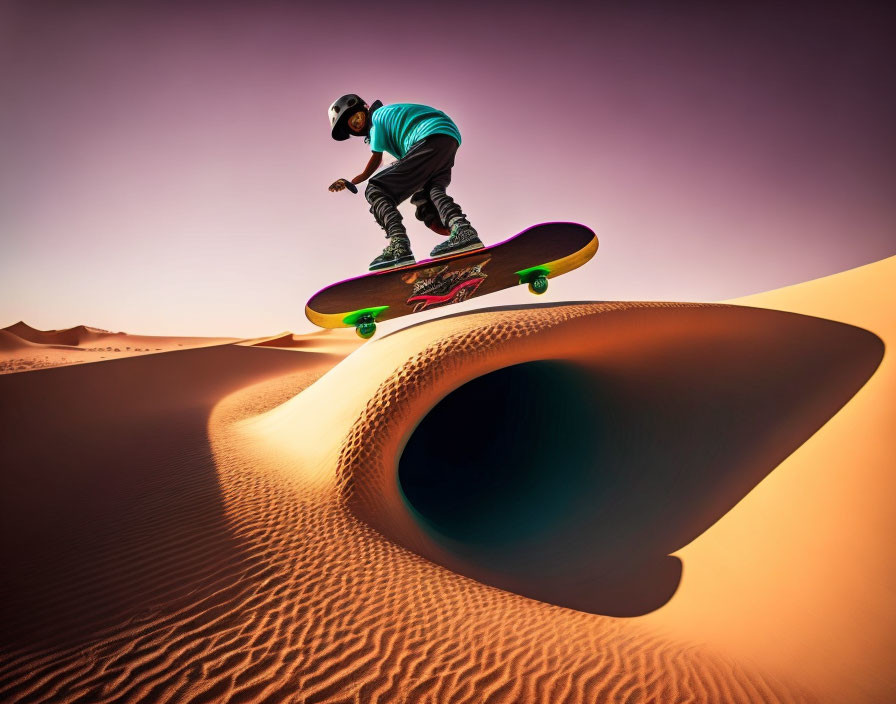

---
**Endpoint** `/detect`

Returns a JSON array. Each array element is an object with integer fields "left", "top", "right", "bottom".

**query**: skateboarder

[{"left": 327, "top": 94, "right": 483, "bottom": 271}]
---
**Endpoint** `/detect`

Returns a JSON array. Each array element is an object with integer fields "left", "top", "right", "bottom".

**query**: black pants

[{"left": 365, "top": 134, "right": 465, "bottom": 238}]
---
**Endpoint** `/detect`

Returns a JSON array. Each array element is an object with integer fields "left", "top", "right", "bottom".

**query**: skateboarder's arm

[
  {"left": 352, "top": 151, "right": 383, "bottom": 184},
  {"left": 329, "top": 152, "right": 383, "bottom": 192}
]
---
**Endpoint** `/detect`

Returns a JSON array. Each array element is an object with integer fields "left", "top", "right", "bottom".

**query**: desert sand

[
  {"left": 637, "top": 255, "right": 896, "bottom": 701},
  {"left": 0, "top": 321, "right": 238, "bottom": 374},
  {"left": 238, "top": 328, "right": 364, "bottom": 356},
  {"left": 0, "top": 257, "right": 893, "bottom": 703}
]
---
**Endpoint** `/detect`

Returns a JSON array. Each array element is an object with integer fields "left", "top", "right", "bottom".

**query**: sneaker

[
  {"left": 429, "top": 218, "right": 484, "bottom": 258},
  {"left": 369, "top": 235, "right": 415, "bottom": 271}
]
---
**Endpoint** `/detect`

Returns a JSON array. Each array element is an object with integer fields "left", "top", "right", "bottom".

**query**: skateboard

[{"left": 305, "top": 222, "right": 598, "bottom": 338}]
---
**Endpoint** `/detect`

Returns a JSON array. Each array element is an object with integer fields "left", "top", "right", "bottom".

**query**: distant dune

[
  {"left": 0, "top": 321, "right": 238, "bottom": 373},
  {"left": 0, "top": 258, "right": 892, "bottom": 703},
  {"left": 0, "top": 329, "right": 39, "bottom": 352},
  {"left": 4, "top": 321, "right": 121, "bottom": 347}
]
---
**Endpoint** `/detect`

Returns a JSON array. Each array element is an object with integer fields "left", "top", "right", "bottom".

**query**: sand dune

[
  {"left": 1, "top": 259, "right": 892, "bottom": 702},
  {"left": 0, "top": 330, "right": 39, "bottom": 352},
  {"left": 4, "top": 321, "right": 121, "bottom": 347},
  {"left": 0, "top": 321, "right": 238, "bottom": 374},
  {"left": 636, "top": 255, "right": 896, "bottom": 701},
  {"left": 240, "top": 328, "right": 364, "bottom": 355},
  {"left": 0, "top": 345, "right": 346, "bottom": 650}
]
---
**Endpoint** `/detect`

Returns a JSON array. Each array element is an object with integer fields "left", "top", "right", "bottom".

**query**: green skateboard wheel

[
  {"left": 355, "top": 315, "right": 376, "bottom": 339},
  {"left": 528, "top": 275, "right": 548, "bottom": 295},
  {"left": 356, "top": 323, "right": 376, "bottom": 339}
]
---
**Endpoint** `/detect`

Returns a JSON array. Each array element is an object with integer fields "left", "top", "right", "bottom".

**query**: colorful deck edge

[{"left": 306, "top": 305, "right": 390, "bottom": 330}]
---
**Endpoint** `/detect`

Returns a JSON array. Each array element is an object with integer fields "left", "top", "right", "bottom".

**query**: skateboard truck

[
  {"left": 515, "top": 266, "right": 550, "bottom": 295},
  {"left": 342, "top": 306, "right": 389, "bottom": 338}
]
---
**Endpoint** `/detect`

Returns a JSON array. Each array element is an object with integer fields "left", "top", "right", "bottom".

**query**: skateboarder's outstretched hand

[{"left": 328, "top": 179, "right": 349, "bottom": 192}]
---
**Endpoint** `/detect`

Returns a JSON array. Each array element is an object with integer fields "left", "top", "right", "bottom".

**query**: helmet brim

[{"left": 331, "top": 116, "right": 351, "bottom": 141}]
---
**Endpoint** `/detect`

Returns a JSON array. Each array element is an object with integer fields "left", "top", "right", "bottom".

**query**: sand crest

[{"left": 239, "top": 328, "right": 364, "bottom": 355}]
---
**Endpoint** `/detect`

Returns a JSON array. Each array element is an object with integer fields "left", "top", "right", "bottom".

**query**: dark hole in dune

[
  {"left": 397, "top": 307, "right": 884, "bottom": 616},
  {"left": 399, "top": 362, "right": 607, "bottom": 545}
]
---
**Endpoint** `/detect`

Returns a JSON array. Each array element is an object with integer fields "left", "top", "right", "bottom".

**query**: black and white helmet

[{"left": 328, "top": 94, "right": 367, "bottom": 141}]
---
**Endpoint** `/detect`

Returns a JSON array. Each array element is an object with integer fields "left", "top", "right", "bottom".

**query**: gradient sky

[{"left": 1, "top": 1, "right": 894, "bottom": 337}]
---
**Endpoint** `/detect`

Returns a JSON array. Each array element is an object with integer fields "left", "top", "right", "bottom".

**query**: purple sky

[{"left": 2, "top": 1, "right": 894, "bottom": 336}]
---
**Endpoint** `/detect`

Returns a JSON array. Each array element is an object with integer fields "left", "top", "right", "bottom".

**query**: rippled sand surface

[{"left": 1, "top": 258, "right": 893, "bottom": 702}]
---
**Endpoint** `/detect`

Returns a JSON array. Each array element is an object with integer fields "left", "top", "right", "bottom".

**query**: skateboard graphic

[{"left": 305, "top": 222, "right": 598, "bottom": 338}]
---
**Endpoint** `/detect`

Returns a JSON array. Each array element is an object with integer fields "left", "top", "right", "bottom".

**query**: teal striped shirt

[{"left": 369, "top": 103, "right": 462, "bottom": 159}]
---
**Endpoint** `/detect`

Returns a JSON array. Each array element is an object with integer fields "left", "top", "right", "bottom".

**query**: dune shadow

[
  {"left": 398, "top": 306, "right": 884, "bottom": 616},
  {"left": 0, "top": 345, "right": 322, "bottom": 650}
]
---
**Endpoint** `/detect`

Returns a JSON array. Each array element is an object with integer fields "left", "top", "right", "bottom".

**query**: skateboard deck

[{"left": 305, "top": 221, "right": 598, "bottom": 338}]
